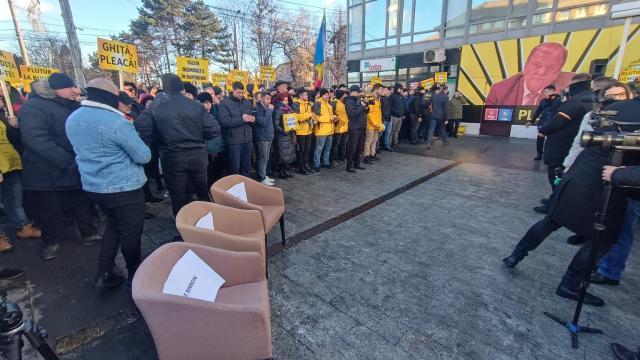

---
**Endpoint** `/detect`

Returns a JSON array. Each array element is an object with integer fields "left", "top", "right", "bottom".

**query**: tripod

[
  {"left": 543, "top": 148, "right": 624, "bottom": 349},
  {"left": 0, "top": 296, "right": 58, "bottom": 360}
]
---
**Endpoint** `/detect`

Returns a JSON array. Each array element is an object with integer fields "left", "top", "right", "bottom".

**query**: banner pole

[
  {"left": 118, "top": 70, "right": 124, "bottom": 90},
  {"left": 0, "top": 79, "right": 15, "bottom": 118}
]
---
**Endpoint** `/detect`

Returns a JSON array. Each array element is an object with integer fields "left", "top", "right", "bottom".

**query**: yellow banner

[
  {"left": 97, "top": 38, "right": 138, "bottom": 73},
  {"left": 434, "top": 72, "right": 448, "bottom": 83},
  {"left": 211, "top": 72, "right": 227, "bottom": 87},
  {"left": 20, "top": 65, "right": 60, "bottom": 93},
  {"left": 176, "top": 56, "right": 209, "bottom": 83},
  {"left": 420, "top": 78, "right": 434, "bottom": 89},
  {"left": 619, "top": 60, "right": 640, "bottom": 82},
  {"left": 0, "top": 50, "right": 20, "bottom": 83},
  {"left": 226, "top": 70, "right": 249, "bottom": 91}
]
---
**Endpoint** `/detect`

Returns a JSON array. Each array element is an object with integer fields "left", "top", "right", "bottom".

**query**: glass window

[
  {"left": 534, "top": 0, "right": 553, "bottom": 11},
  {"left": 365, "top": 39, "right": 386, "bottom": 49},
  {"left": 414, "top": 0, "right": 443, "bottom": 33},
  {"left": 511, "top": 0, "right": 528, "bottom": 17},
  {"left": 508, "top": 17, "right": 527, "bottom": 29},
  {"left": 400, "top": 35, "right": 412, "bottom": 44},
  {"left": 449, "top": 64, "right": 458, "bottom": 76},
  {"left": 446, "top": 0, "right": 468, "bottom": 27},
  {"left": 532, "top": 12, "right": 552, "bottom": 24},
  {"left": 348, "top": 72, "right": 360, "bottom": 82},
  {"left": 445, "top": 27, "right": 465, "bottom": 38},
  {"left": 429, "top": 65, "right": 440, "bottom": 73},
  {"left": 349, "top": 5, "right": 363, "bottom": 44},
  {"left": 470, "top": 0, "right": 507, "bottom": 23},
  {"left": 365, "top": 0, "right": 386, "bottom": 40},
  {"left": 401, "top": 0, "right": 413, "bottom": 33},
  {"left": 349, "top": 44, "right": 362, "bottom": 52},
  {"left": 379, "top": 70, "right": 396, "bottom": 80},
  {"left": 386, "top": 38, "right": 398, "bottom": 46},
  {"left": 414, "top": 31, "right": 441, "bottom": 43},
  {"left": 555, "top": 4, "right": 608, "bottom": 22},
  {"left": 388, "top": 0, "right": 399, "bottom": 36},
  {"left": 409, "top": 67, "right": 427, "bottom": 75},
  {"left": 362, "top": 72, "right": 378, "bottom": 81},
  {"left": 469, "top": 19, "right": 505, "bottom": 34},
  {"left": 397, "top": 68, "right": 408, "bottom": 79}
]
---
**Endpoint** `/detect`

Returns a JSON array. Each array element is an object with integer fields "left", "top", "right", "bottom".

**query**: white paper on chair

[
  {"left": 162, "top": 249, "right": 225, "bottom": 303},
  {"left": 195, "top": 212, "right": 215, "bottom": 230},
  {"left": 227, "top": 181, "right": 248, "bottom": 202}
]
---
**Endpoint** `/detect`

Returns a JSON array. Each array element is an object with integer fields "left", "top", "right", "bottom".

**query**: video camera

[{"left": 581, "top": 110, "right": 640, "bottom": 151}]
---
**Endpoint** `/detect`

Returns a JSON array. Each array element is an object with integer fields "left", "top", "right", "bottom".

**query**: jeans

[
  {"left": 381, "top": 120, "right": 392, "bottom": 149},
  {"left": 427, "top": 118, "right": 448, "bottom": 146},
  {"left": 254, "top": 140, "right": 272, "bottom": 181},
  {"left": 391, "top": 116, "right": 402, "bottom": 146},
  {"left": 417, "top": 117, "right": 430, "bottom": 140},
  {"left": 597, "top": 199, "right": 640, "bottom": 280},
  {"left": 161, "top": 149, "right": 210, "bottom": 217},
  {"left": 227, "top": 142, "right": 253, "bottom": 177},
  {"left": 87, "top": 189, "right": 145, "bottom": 276},
  {"left": 331, "top": 133, "right": 349, "bottom": 162},
  {"left": 314, "top": 135, "right": 333, "bottom": 168},
  {"left": 346, "top": 129, "right": 366, "bottom": 169},
  {"left": 24, "top": 190, "right": 98, "bottom": 247},
  {"left": 0, "top": 172, "right": 30, "bottom": 229}
]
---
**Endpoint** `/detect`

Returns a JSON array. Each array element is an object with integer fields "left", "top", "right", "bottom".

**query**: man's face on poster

[{"left": 523, "top": 44, "right": 567, "bottom": 93}]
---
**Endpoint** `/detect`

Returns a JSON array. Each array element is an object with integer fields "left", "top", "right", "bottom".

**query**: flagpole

[{"left": 322, "top": 11, "right": 328, "bottom": 88}]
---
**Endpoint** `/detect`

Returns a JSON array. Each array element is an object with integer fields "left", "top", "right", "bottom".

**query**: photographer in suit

[{"left": 502, "top": 84, "right": 640, "bottom": 307}]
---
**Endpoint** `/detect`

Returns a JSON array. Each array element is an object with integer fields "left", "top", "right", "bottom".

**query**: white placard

[
  {"left": 162, "top": 249, "right": 225, "bottom": 303},
  {"left": 227, "top": 182, "right": 248, "bottom": 202},
  {"left": 360, "top": 56, "right": 397, "bottom": 72},
  {"left": 195, "top": 212, "right": 215, "bottom": 230}
]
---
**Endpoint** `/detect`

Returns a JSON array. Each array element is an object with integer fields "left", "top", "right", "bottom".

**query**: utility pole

[
  {"left": 58, "top": 0, "right": 86, "bottom": 88},
  {"left": 232, "top": 12, "right": 239, "bottom": 70},
  {"left": 8, "top": 0, "right": 30, "bottom": 66}
]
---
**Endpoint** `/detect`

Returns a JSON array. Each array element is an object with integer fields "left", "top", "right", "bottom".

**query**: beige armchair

[
  {"left": 176, "top": 201, "right": 267, "bottom": 274},
  {"left": 211, "top": 175, "right": 286, "bottom": 246},
  {"left": 132, "top": 242, "right": 272, "bottom": 360}
]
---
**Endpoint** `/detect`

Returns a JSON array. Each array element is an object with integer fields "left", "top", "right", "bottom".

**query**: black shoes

[
  {"left": 0, "top": 268, "right": 25, "bottom": 280},
  {"left": 145, "top": 195, "right": 164, "bottom": 204},
  {"left": 533, "top": 205, "right": 548, "bottom": 214},
  {"left": 95, "top": 271, "right": 125, "bottom": 291},
  {"left": 346, "top": 168, "right": 356, "bottom": 173},
  {"left": 313, "top": 167, "right": 321, "bottom": 172},
  {"left": 363, "top": 156, "right": 373, "bottom": 164},
  {"left": 502, "top": 254, "right": 523, "bottom": 268},
  {"left": 81, "top": 234, "right": 101, "bottom": 245},
  {"left": 41, "top": 244, "right": 60, "bottom": 261},
  {"left": 555, "top": 285, "right": 605, "bottom": 307},
  {"left": 610, "top": 343, "right": 639, "bottom": 360},
  {"left": 540, "top": 198, "right": 549, "bottom": 205},
  {"left": 590, "top": 272, "right": 620, "bottom": 286},
  {"left": 534, "top": 155, "right": 542, "bottom": 161},
  {"left": 354, "top": 165, "right": 366, "bottom": 170},
  {"left": 566, "top": 234, "right": 586, "bottom": 245}
]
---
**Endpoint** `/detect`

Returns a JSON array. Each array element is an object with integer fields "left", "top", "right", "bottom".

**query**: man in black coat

[
  {"left": 528, "top": 85, "right": 561, "bottom": 161},
  {"left": 388, "top": 83, "right": 405, "bottom": 148},
  {"left": 218, "top": 81, "right": 255, "bottom": 177},
  {"left": 136, "top": 73, "right": 220, "bottom": 217},
  {"left": 344, "top": 85, "right": 368, "bottom": 173},
  {"left": 19, "top": 73, "right": 99, "bottom": 260},
  {"left": 502, "top": 94, "right": 640, "bottom": 307},
  {"left": 408, "top": 87, "right": 424, "bottom": 145}
]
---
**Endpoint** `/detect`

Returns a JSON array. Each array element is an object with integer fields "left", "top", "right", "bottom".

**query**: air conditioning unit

[{"left": 423, "top": 48, "right": 446, "bottom": 63}]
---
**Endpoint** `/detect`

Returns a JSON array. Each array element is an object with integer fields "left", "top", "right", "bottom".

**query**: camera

[{"left": 582, "top": 110, "right": 640, "bottom": 150}]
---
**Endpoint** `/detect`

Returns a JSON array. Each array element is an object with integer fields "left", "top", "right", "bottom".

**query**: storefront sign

[
  {"left": 97, "top": 38, "right": 138, "bottom": 73},
  {"left": 20, "top": 65, "right": 59, "bottom": 93},
  {"left": 176, "top": 56, "right": 209, "bottom": 83},
  {"left": 0, "top": 50, "right": 20, "bottom": 83},
  {"left": 434, "top": 72, "right": 448, "bottom": 83},
  {"left": 484, "top": 108, "right": 498, "bottom": 121},
  {"left": 360, "top": 56, "right": 397, "bottom": 72},
  {"left": 498, "top": 108, "right": 513, "bottom": 122}
]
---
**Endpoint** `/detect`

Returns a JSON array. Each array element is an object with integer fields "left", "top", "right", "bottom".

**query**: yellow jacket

[
  {"left": 313, "top": 98, "right": 335, "bottom": 136},
  {"left": 0, "top": 121, "right": 22, "bottom": 174},
  {"left": 293, "top": 98, "right": 314, "bottom": 136},
  {"left": 367, "top": 97, "right": 383, "bottom": 131},
  {"left": 332, "top": 100, "right": 349, "bottom": 134}
]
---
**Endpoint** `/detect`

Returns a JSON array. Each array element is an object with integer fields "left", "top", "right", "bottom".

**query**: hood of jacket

[{"left": 31, "top": 79, "right": 57, "bottom": 100}]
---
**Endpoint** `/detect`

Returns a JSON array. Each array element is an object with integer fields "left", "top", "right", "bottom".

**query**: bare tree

[
  {"left": 250, "top": 0, "right": 279, "bottom": 66},
  {"left": 326, "top": 9, "right": 347, "bottom": 86},
  {"left": 273, "top": 9, "right": 315, "bottom": 86}
]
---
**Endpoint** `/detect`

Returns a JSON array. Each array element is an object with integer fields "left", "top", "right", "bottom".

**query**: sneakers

[
  {"left": 0, "top": 234, "right": 13, "bottom": 253},
  {"left": 261, "top": 178, "right": 274, "bottom": 186},
  {"left": 16, "top": 224, "right": 42, "bottom": 238},
  {"left": 590, "top": 272, "right": 620, "bottom": 286}
]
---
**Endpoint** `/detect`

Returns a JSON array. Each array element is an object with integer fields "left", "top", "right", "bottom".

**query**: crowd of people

[{"left": 0, "top": 71, "right": 465, "bottom": 287}]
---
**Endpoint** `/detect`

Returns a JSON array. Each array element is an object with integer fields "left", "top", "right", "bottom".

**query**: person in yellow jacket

[
  {"left": 312, "top": 88, "right": 337, "bottom": 171},
  {"left": 0, "top": 111, "right": 42, "bottom": 252},
  {"left": 330, "top": 89, "right": 349, "bottom": 165},
  {"left": 364, "top": 84, "right": 383, "bottom": 163},
  {"left": 292, "top": 88, "right": 314, "bottom": 174}
]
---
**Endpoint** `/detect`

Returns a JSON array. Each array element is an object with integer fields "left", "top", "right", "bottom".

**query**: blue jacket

[
  {"left": 431, "top": 92, "right": 449, "bottom": 120},
  {"left": 253, "top": 102, "right": 274, "bottom": 141},
  {"left": 66, "top": 100, "right": 151, "bottom": 193}
]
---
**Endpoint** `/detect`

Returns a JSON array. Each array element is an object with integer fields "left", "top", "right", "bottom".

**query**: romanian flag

[{"left": 313, "top": 13, "right": 326, "bottom": 89}]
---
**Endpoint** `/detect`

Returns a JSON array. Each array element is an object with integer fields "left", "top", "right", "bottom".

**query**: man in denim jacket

[{"left": 66, "top": 78, "right": 151, "bottom": 291}]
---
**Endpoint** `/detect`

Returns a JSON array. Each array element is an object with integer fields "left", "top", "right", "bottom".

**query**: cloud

[{"left": 0, "top": 0, "right": 57, "bottom": 22}]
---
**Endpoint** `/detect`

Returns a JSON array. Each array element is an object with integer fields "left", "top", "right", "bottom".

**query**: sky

[{"left": 0, "top": 0, "right": 342, "bottom": 68}]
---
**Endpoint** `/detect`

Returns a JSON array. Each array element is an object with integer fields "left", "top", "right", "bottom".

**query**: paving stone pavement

[{"left": 0, "top": 136, "right": 637, "bottom": 359}]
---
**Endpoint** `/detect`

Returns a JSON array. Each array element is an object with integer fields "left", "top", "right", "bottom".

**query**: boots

[
  {"left": 278, "top": 168, "right": 288, "bottom": 179},
  {"left": 17, "top": 223, "right": 42, "bottom": 238},
  {"left": 363, "top": 156, "right": 373, "bottom": 164},
  {"left": 298, "top": 164, "right": 309, "bottom": 175},
  {"left": 0, "top": 234, "right": 13, "bottom": 253},
  {"left": 502, "top": 253, "right": 524, "bottom": 268}
]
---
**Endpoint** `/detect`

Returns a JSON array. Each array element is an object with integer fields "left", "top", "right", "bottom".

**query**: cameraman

[{"left": 503, "top": 81, "right": 640, "bottom": 307}]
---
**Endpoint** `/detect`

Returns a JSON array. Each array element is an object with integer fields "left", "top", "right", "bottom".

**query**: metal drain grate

[{"left": 268, "top": 147, "right": 491, "bottom": 257}]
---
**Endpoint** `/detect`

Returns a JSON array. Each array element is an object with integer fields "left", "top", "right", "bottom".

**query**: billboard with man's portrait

[{"left": 458, "top": 24, "right": 640, "bottom": 107}]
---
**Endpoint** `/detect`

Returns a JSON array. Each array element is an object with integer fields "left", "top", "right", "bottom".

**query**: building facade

[{"left": 347, "top": 0, "right": 640, "bottom": 138}]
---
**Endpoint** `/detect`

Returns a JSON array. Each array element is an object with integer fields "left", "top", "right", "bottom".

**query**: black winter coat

[
  {"left": 380, "top": 96, "right": 391, "bottom": 121},
  {"left": 531, "top": 94, "right": 561, "bottom": 128},
  {"left": 218, "top": 95, "right": 254, "bottom": 145},
  {"left": 18, "top": 79, "right": 81, "bottom": 190},
  {"left": 344, "top": 96, "right": 367, "bottom": 130},
  {"left": 136, "top": 93, "right": 220, "bottom": 155},
  {"left": 273, "top": 102, "right": 296, "bottom": 164},
  {"left": 408, "top": 93, "right": 423, "bottom": 115},
  {"left": 389, "top": 92, "right": 404, "bottom": 117}
]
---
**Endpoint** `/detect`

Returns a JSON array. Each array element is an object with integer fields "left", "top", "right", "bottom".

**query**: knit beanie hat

[{"left": 48, "top": 73, "right": 76, "bottom": 90}]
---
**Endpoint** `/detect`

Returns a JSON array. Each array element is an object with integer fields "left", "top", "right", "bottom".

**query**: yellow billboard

[
  {"left": 458, "top": 24, "right": 640, "bottom": 106},
  {"left": 20, "top": 65, "right": 59, "bottom": 92},
  {"left": 97, "top": 38, "right": 138, "bottom": 73},
  {"left": 176, "top": 57, "right": 209, "bottom": 83}
]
